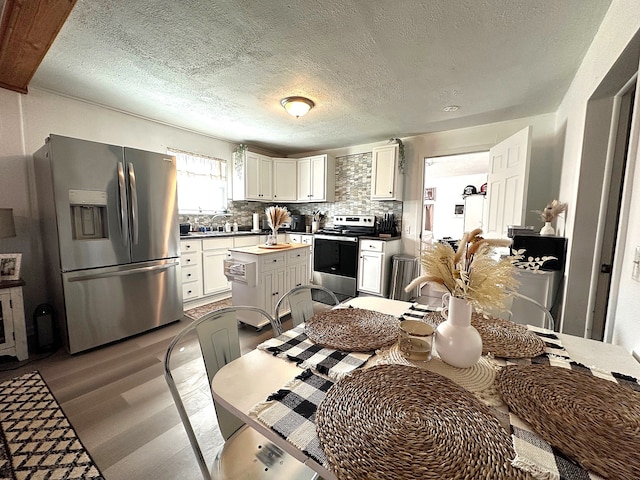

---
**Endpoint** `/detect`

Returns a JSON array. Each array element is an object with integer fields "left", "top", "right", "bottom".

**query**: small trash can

[{"left": 390, "top": 254, "right": 420, "bottom": 301}]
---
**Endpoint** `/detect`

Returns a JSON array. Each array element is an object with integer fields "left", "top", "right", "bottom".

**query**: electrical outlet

[{"left": 405, "top": 225, "right": 411, "bottom": 235}]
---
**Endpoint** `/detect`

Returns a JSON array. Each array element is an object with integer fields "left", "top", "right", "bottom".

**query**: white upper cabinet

[
  {"left": 233, "top": 151, "right": 272, "bottom": 201},
  {"left": 234, "top": 150, "right": 334, "bottom": 203},
  {"left": 371, "top": 144, "right": 403, "bottom": 200},
  {"left": 297, "top": 154, "right": 335, "bottom": 202},
  {"left": 272, "top": 158, "right": 298, "bottom": 202}
]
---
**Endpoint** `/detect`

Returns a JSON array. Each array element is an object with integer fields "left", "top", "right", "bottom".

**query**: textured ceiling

[{"left": 31, "top": 0, "right": 612, "bottom": 154}]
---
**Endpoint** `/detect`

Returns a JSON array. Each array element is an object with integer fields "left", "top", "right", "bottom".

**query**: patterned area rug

[
  {"left": 184, "top": 298, "right": 233, "bottom": 320},
  {"left": 0, "top": 371, "right": 103, "bottom": 480}
]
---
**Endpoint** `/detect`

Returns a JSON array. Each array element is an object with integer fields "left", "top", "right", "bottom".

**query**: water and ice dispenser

[{"left": 69, "top": 189, "right": 109, "bottom": 240}]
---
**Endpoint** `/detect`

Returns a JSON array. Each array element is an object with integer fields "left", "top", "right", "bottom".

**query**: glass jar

[{"left": 399, "top": 320, "right": 434, "bottom": 362}]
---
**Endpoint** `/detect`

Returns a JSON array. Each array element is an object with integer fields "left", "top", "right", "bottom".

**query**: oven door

[
  {"left": 312, "top": 235, "right": 359, "bottom": 297},
  {"left": 313, "top": 235, "right": 359, "bottom": 277}
]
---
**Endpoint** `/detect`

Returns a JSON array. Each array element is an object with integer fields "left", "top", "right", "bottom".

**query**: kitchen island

[{"left": 227, "top": 243, "right": 311, "bottom": 329}]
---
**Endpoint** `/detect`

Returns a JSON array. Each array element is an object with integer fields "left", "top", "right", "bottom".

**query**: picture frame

[
  {"left": 454, "top": 204, "right": 464, "bottom": 215},
  {"left": 0, "top": 253, "right": 22, "bottom": 281},
  {"left": 424, "top": 187, "right": 436, "bottom": 201}
]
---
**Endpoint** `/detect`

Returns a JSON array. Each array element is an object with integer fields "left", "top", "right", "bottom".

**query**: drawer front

[
  {"left": 234, "top": 235, "right": 260, "bottom": 248},
  {"left": 286, "top": 248, "right": 308, "bottom": 264},
  {"left": 260, "top": 254, "right": 286, "bottom": 270},
  {"left": 360, "top": 240, "right": 384, "bottom": 253},
  {"left": 202, "top": 237, "right": 234, "bottom": 251},
  {"left": 182, "top": 281, "right": 202, "bottom": 300},
  {"left": 181, "top": 251, "right": 200, "bottom": 267},
  {"left": 181, "top": 264, "right": 201, "bottom": 284},
  {"left": 180, "top": 239, "right": 202, "bottom": 254}
]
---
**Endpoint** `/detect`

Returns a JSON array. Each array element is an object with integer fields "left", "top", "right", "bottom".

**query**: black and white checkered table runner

[{"left": 256, "top": 324, "right": 372, "bottom": 380}]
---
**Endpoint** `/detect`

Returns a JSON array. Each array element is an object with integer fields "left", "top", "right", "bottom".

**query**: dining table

[{"left": 210, "top": 296, "right": 640, "bottom": 480}]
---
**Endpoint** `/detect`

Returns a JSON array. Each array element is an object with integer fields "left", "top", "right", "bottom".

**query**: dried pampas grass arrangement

[
  {"left": 535, "top": 199, "right": 567, "bottom": 223},
  {"left": 265, "top": 205, "right": 291, "bottom": 231},
  {"left": 405, "top": 229, "right": 520, "bottom": 314}
]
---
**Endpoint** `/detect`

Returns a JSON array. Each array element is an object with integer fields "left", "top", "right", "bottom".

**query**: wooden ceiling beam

[{"left": 0, "top": 0, "right": 76, "bottom": 94}]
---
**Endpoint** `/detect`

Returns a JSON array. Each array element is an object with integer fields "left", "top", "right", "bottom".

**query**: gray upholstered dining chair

[
  {"left": 164, "top": 306, "right": 317, "bottom": 480},
  {"left": 508, "top": 292, "right": 555, "bottom": 330},
  {"left": 272, "top": 284, "right": 340, "bottom": 336}
]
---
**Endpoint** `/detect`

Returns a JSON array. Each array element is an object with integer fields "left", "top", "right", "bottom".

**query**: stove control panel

[{"left": 333, "top": 215, "right": 376, "bottom": 227}]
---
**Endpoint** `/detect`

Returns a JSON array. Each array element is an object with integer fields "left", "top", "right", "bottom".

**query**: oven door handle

[{"left": 314, "top": 234, "right": 359, "bottom": 242}]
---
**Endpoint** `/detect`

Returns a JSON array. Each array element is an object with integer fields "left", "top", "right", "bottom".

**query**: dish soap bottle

[
  {"left": 224, "top": 220, "right": 231, "bottom": 233},
  {"left": 232, "top": 221, "right": 238, "bottom": 232}
]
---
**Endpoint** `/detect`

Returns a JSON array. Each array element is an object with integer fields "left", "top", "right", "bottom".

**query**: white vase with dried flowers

[
  {"left": 265, "top": 205, "right": 291, "bottom": 245},
  {"left": 404, "top": 229, "right": 519, "bottom": 368},
  {"left": 535, "top": 200, "right": 567, "bottom": 236}
]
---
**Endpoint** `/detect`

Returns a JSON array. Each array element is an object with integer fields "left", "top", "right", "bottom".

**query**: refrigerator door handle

[
  {"left": 67, "top": 261, "right": 179, "bottom": 282},
  {"left": 117, "top": 162, "right": 129, "bottom": 246},
  {"left": 128, "top": 162, "right": 139, "bottom": 245}
]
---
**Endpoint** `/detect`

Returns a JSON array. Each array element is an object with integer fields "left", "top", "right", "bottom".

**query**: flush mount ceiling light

[
  {"left": 281, "top": 96, "right": 315, "bottom": 118},
  {"left": 443, "top": 105, "right": 460, "bottom": 112}
]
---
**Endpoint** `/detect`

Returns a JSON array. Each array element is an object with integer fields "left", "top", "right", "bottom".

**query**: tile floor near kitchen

[{"left": 0, "top": 309, "right": 293, "bottom": 480}]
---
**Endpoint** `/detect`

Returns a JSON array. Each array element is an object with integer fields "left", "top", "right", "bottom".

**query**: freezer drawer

[{"left": 62, "top": 259, "right": 182, "bottom": 353}]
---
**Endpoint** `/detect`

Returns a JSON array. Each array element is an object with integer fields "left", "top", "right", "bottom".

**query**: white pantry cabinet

[
  {"left": 297, "top": 154, "right": 335, "bottom": 202},
  {"left": 371, "top": 144, "right": 403, "bottom": 200}
]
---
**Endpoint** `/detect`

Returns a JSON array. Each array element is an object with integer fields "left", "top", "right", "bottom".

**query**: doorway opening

[{"left": 421, "top": 151, "right": 489, "bottom": 250}]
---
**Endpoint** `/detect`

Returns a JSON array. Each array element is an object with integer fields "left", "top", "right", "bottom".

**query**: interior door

[{"left": 485, "top": 126, "right": 532, "bottom": 238}]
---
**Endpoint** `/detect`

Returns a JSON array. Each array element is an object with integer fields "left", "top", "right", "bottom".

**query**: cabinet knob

[
  {"left": 186, "top": 245, "right": 191, "bottom": 249},
  {"left": 187, "top": 290, "right": 192, "bottom": 294},
  {"left": 186, "top": 259, "right": 191, "bottom": 263},
  {"left": 187, "top": 273, "right": 191, "bottom": 277}
]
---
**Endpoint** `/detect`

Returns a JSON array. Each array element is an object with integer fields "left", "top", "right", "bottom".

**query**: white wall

[{"left": 556, "top": 0, "right": 640, "bottom": 350}]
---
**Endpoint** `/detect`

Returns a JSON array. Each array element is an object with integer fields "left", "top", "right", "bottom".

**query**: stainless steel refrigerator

[{"left": 34, "top": 134, "right": 182, "bottom": 353}]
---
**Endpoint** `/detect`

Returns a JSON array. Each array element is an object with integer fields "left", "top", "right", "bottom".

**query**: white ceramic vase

[
  {"left": 540, "top": 222, "right": 555, "bottom": 236},
  {"left": 435, "top": 295, "right": 482, "bottom": 368}
]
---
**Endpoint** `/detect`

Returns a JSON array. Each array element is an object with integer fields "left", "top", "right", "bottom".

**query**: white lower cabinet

[
  {"left": 180, "top": 239, "right": 203, "bottom": 301},
  {"left": 181, "top": 235, "right": 260, "bottom": 306},
  {"left": 357, "top": 238, "right": 402, "bottom": 297},
  {"left": 0, "top": 282, "right": 28, "bottom": 361},
  {"left": 288, "top": 233, "right": 314, "bottom": 282}
]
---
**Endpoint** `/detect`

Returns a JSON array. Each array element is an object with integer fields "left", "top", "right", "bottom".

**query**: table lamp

[{"left": 0, "top": 208, "right": 16, "bottom": 239}]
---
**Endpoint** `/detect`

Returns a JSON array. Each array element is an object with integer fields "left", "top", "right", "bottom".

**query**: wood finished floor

[{"left": 0, "top": 313, "right": 294, "bottom": 480}]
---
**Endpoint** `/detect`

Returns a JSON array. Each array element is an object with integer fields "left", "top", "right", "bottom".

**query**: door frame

[{"left": 588, "top": 75, "right": 636, "bottom": 340}]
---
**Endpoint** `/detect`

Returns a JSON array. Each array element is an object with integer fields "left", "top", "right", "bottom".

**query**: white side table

[{"left": 0, "top": 279, "right": 28, "bottom": 361}]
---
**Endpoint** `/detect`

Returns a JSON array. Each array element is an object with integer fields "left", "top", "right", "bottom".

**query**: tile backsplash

[{"left": 179, "top": 151, "right": 403, "bottom": 232}]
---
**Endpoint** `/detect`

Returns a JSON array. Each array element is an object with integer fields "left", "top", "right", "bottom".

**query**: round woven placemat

[
  {"left": 316, "top": 364, "right": 530, "bottom": 480},
  {"left": 498, "top": 365, "right": 640, "bottom": 480},
  {"left": 422, "top": 311, "right": 545, "bottom": 358},
  {"left": 305, "top": 308, "right": 399, "bottom": 352}
]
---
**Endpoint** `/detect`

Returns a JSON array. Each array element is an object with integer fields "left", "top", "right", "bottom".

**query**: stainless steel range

[{"left": 312, "top": 215, "right": 376, "bottom": 297}]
